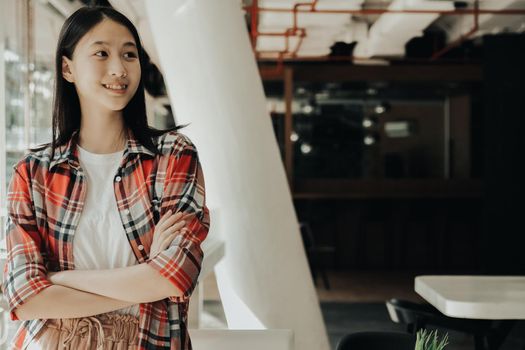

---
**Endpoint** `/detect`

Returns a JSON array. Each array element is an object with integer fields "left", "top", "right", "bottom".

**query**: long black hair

[{"left": 30, "top": 6, "right": 186, "bottom": 158}]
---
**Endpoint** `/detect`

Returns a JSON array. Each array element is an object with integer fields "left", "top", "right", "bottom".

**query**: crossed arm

[
  {"left": 14, "top": 211, "right": 191, "bottom": 321},
  {"left": 53, "top": 263, "right": 183, "bottom": 303},
  {"left": 14, "top": 263, "right": 182, "bottom": 320}
]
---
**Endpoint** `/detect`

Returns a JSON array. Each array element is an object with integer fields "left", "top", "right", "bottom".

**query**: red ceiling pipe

[
  {"left": 247, "top": 6, "right": 525, "bottom": 15},
  {"left": 289, "top": 1, "right": 317, "bottom": 57},
  {"left": 248, "top": 0, "right": 317, "bottom": 71}
]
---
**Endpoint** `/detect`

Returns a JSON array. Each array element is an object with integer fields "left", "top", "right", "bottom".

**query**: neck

[{"left": 78, "top": 105, "right": 128, "bottom": 154}]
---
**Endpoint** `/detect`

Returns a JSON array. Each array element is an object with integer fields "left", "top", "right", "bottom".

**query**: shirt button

[
  {"left": 115, "top": 175, "right": 122, "bottom": 182},
  {"left": 138, "top": 245, "right": 144, "bottom": 251},
  {"left": 124, "top": 209, "right": 130, "bottom": 215}
]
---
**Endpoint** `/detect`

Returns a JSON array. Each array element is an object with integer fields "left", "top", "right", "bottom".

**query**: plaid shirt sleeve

[
  {"left": 146, "top": 139, "right": 211, "bottom": 303},
  {"left": 2, "top": 162, "right": 53, "bottom": 321}
]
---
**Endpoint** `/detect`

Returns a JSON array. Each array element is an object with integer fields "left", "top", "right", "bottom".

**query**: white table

[
  {"left": 415, "top": 275, "right": 525, "bottom": 350},
  {"left": 415, "top": 275, "right": 525, "bottom": 320}
]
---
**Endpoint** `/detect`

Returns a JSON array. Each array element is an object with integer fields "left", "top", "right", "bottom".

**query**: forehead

[{"left": 77, "top": 19, "right": 136, "bottom": 49}]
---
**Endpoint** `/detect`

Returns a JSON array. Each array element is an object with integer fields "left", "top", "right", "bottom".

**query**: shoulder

[
  {"left": 11, "top": 144, "right": 52, "bottom": 176},
  {"left": 153, "top": 129, "right": 199, "bottom": 157}
]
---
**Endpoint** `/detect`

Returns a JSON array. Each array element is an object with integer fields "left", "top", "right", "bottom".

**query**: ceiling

[
  {"left": 249, "top": 0, "right": 525, "bottom": 61},
  {"left": 35, "top": 0, "right": 525, "bottom": 66}
]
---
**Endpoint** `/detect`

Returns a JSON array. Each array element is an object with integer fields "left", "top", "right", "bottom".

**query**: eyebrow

[{"left": 89, "top": 41, "right": 137, "bottom": 48}]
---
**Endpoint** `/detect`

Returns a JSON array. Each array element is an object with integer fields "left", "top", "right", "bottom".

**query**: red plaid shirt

[{"left": 2, "top": 129, "right": 210, "bottom": 349}]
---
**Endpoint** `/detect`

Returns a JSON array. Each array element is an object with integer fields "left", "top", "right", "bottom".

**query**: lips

[
  {"left": 102, "top": 83, "right": 128, "bottom": 95},
  {"left": 103, "top": 84, "right": 128, "bottom": 90}
]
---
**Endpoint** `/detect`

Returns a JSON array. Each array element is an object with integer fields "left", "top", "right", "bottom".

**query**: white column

[{"left": 145, "top": 1, "right": 330, "bottom": 349}]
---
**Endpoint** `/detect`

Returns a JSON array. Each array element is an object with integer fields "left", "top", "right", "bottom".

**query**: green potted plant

[{"left": 415, "top": 329, "right": 449, "bottom": 350}]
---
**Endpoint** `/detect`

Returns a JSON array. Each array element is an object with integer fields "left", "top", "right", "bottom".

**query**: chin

[{"left": 103, "top": 101, "right": 131, "bottom": 111}]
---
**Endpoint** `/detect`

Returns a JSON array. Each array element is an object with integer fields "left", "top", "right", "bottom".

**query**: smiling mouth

[{"left": 102, "top": 84, "right": 128, "bottom": 91}]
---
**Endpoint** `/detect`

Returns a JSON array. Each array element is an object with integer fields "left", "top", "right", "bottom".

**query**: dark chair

[
  {"left": 336, "top": 331, "right": 415, "bottom": 350},
  {"left": 386, "top": 298, "right": 445, "bottom": 334},
  {"left": 386, "top": 298, "right": 501, "bottom": 350},
  {"left": 299, "top": 221, "right": 333, "bottom": 289}
]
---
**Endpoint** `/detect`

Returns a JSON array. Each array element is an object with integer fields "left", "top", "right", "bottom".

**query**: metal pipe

[
  {"left": 246, "top": 6, "right": 525, "bottom": 15},
  {"left": 250, "top": 0, "right": 258, "bottom": 50}
]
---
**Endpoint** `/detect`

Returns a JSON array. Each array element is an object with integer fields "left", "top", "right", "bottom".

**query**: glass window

[
  {"left": 1, "top": 0, "right": 57, "bottom": 243},
  {"left": 263, "top": 80, "right": 477, "bottom": 181}
]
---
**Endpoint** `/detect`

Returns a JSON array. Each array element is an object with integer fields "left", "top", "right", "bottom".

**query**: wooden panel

[
  {"left": 260, "top": 64, "right": 483, "bottom": 82},
  {"left": 294, "top": 198, "right": 482, "bottom": 270},
  {"left": 293, "top": 179, "right": 483, "bottom": 198}
]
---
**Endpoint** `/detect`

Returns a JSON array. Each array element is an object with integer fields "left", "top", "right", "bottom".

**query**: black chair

[
  {"left": 385, "top": 298, "right": 513, "bottom": 350},
  {"left": 336, "top": 331, "right": 415, "bottom": 350},
  {"left": 386, "top": 298, "right": 447, "bottom": 334}
]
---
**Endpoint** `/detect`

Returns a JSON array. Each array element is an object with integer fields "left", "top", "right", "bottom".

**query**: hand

[{"left": 150, "top": 209, "right": 189, "bottom": 259}]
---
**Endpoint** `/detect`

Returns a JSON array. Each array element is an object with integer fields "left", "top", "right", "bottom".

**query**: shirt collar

[{"left": 49, "top": 128, "right": 156, "bottom": 171}]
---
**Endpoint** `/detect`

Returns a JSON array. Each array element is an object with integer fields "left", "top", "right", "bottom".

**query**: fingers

[
  {"left": 157, "top": 210, "right": 183, "bottom": 231},
  {"left": 150, "top": 209, "right": 193, "bottom": 258},
  {"left": 159, "top": 209, "right": 193, "bottom": 224},
  {"left": 155, "top": 210, "right": 195, "bottom": 245},
  {"left": 158, "top": 210, "right": 194, "bottom": 230},
  {"left": 179, "top": 212, "right": 193, "bottom": 221},
  {"left": 159, "top": 220, "right": 186, "bottom": 240},
  {"left": 160, "top": 230, "right": 181, "bottom": 250},
  {"left": 172, "top": 219, "right": 186, "bottom": 231}
]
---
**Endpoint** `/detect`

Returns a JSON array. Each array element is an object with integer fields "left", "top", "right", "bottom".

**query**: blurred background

[{"left": 1, "top": 1, "right": 524, "bottom": 349}]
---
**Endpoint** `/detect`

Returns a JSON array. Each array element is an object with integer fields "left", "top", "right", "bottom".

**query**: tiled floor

[{"left": 202, "top": 270, "right": 525, "bottom": 350}]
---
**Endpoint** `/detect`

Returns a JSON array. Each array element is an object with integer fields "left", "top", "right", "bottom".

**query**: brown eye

[
  {"left": 124, "top": 52, "right": 137, "bottom": 59},
  {"left": 95, "top": 51, "right": 107, "bottom": 57}
]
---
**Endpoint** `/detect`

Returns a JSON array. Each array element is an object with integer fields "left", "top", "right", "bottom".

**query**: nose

[{"left": 109, "top": 56, "right": 127, "bottom": 78}]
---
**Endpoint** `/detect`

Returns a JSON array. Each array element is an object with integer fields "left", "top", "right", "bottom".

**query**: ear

[{"left": 62, "top": 56, "right": 75, "bottom": 83}]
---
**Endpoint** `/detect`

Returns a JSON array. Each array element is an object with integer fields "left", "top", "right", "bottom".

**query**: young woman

[{"left": 2, "top": 6, "right": 210, "bottom": 350}]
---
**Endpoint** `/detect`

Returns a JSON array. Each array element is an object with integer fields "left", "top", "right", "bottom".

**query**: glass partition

[{"left": 1, "top": 0, "right": 57, "bottom": 242}]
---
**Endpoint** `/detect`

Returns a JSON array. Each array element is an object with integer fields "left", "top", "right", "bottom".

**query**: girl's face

[{"left": 61, "top": 19, "right": 141, "bottom": 112}]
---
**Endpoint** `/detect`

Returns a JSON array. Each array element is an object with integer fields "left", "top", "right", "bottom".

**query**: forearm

[
  {"left": 51, "top": 263, "right": 181, "bottom": 303},
  {"left": 15, "top": 285, "right": 137, "bottom": 321}
]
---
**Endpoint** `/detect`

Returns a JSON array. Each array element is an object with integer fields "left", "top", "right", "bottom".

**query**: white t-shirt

[{"left": 75, "top": 144, "right": 140, "bottom": 317}]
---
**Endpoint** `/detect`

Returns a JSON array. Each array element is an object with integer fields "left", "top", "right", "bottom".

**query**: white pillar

[{"left": 145, "top": 1, "right": 330, "bottom": 349}]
